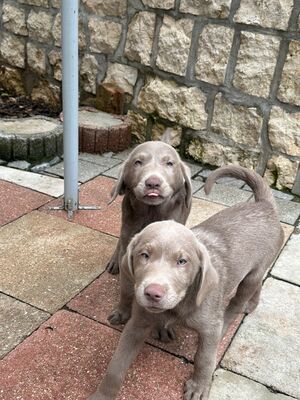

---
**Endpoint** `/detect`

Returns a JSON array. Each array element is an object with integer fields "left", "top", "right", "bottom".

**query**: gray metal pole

[{"left": 61, "top": 0, "right": 79, "bottom": 214}]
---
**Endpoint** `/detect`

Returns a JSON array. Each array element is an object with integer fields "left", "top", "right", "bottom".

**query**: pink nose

[
  {"left": 144, "top": 283, "right": 166, "bottom": 302},
  {"left": 145, "top": 176, "right": 161, "bottom": 189}
]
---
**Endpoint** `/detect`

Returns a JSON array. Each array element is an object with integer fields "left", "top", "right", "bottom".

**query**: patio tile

[
  {"left": 0, "top": 166, "right": 64, "bottom": 197},
  {"left": 275, "top": 198, "right": 300, "bottom": 225},
  {"left": 0, "top": 293, "right": 50, "bottom": 358},
  {"left": 45, "top": 160, "right": 108, "bottom": 183},
  {"left": 102, "top": 163, "right": 123, "bottom": 179},
  {"left": 222, "top": 278, "right": 300, "bottom": 399},
  {"left": 191, "top": 179, "right": 204, "bottom": 194},
  {"left": 187, "top": 197, "right": 227, "bottom": 228},
  {"left": 183, "top": 160, "right": 203, "bottom": 178},
  {"left": 194, "top": 183, "right": 252, "bottom": 206},
  {"left": 210, "top": 369, "right": 293, "bottom": 400},
  {"left": 0, "top": 180, "right": 51, "bottom": 226},
  {"left": 112, "top": 147, "right": 135, "bottom": 160},
  {"left": 68, "top": 272, "right": 243, "bottom": 364},
  {"left": 41, "top": 175, "right": 122, "bottom": 237},
  {"left": 271, "top": 233, "right": 300, "bottom": 285},
  {"left": 79, "top": 152, "right": 123, "bottom": 168},
  {"left": 0, "top": 211, "right": 117, "bottom": 313},
  {"left": 0, "top": 310, "right": 191, "bottom": 400}
]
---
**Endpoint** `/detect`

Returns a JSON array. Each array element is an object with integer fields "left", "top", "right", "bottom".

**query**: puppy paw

[
  {"left": 108, "top": 308, "right": 130, "bottom": 325},
  {"left": 106, "top": 260, "right": 119, "bottom": 275},
  {"left": 152, "top": 326, "right": 176, "bottom": 343},
  {"left": 184, "top": 379, "right": 210, "bottom": 400}
]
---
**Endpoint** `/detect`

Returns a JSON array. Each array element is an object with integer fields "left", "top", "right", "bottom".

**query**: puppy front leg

[
  {"left": 88, "top": 312, "right": 152, "bottom": 400},
  {"left": 184, "top": 323, "right": 222, "bottom": 400},
  {"left": 106, "top": 238, "right": 122, "bottom": 275}
]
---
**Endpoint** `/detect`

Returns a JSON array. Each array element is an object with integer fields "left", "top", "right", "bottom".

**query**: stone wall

[{"left": 0, "top": 0, "right": 300, "bottom": 193}]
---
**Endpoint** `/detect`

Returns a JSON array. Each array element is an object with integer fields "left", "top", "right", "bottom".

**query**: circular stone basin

[
  {"left": 79, "top": 109, "right": 123, "bottom": 128},
  {"left": 0, "top": 116, "right": 63, "bottom": 163}
]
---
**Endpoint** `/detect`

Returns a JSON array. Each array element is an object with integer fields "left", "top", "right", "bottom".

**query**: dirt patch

[{"left": 0, "top": 89, "right": 60, "bottom": 119}]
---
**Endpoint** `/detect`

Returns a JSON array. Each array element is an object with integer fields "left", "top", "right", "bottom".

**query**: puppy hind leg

[
  {"left": 245, "top": 285, "right": 262, "bottom": 314},
  {"left": 222, "top": 270, "right": 263, "bottom": 337}
]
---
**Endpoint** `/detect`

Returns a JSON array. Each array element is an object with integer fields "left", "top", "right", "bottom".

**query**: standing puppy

[
  {"left": 89, "top": 165, "right": 284, "bottom": 400},
  {"left": 106, "top": 141, "right": 192, "bottom": 274}
]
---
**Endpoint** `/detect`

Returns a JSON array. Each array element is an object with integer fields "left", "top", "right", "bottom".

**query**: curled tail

[{"left": 204, "top": 165, "right": 276, "bottom": 208}]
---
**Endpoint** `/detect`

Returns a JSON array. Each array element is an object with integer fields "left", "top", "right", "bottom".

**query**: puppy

[
  {"left": 89, "top": 165, "right": 284, "bottom": 400},
  {"left": 106, "top": 141, "right": 192, "bottom": 274}
]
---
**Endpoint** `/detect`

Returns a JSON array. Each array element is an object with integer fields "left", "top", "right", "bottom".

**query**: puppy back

[{"left": 204, "top": 165, "right": 276, "bottom": 208}]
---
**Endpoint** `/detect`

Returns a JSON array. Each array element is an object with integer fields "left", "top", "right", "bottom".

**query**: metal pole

[{"left": 61, "top": 0, "right": 79, "bottom": 216}]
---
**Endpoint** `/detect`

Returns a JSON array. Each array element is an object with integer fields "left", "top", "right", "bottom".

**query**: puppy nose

[
  {"left": 145, "top": 176, "right": 161, "bottom": 189},
  {"left": 144, "top": 283, "right": 166, "bottom": 302}
]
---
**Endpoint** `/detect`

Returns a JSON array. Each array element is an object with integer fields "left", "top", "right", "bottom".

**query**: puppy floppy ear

[
  {"left": 180, "top": 162, "right": 192, "bottom": 209},
  {"left": 120, "top": 232, "right": 140, "bottom": 278},
  {"left": 108, "top": 162, "right": 127, "bottom": 204},
  {"left": 195, "top": 242, "right": 219, "bottom": 307}
]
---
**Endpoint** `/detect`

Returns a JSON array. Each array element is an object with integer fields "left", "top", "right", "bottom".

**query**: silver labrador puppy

[
  {"left": 89, "top": 165, "right": 284, "bottom": 400},
  {"left": 106, "top": 141, "right": 192, "bottom": 274}
]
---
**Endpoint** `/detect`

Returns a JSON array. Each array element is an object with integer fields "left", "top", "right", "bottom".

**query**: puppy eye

[
  {"left": 141, "top": 252, "right": 149, "bottom": 260},
  {"left": 167, "top": 161, "right": 174, "bottom": 167},
  {"left": 134, "top": 160, "right": 142, "bottom": 166},
  {"left": 177, "top": 258, "right": 187, "bottom": 266}
]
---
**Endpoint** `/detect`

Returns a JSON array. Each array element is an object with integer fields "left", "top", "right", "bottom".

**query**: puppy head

[
  {"left": 122, "top": 221, "right": 218, "bottom": 313},
  {"left": 109, "top": 142, "right": 192, "bottom": 207}
]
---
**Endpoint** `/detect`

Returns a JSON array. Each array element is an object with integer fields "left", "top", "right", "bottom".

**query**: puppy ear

[
  {"left": 195, "top": 242, "right": 218, "bottom": 307},
  {"left": 108, "top": 162, "right": 127, "bottom": 204},
  {"left": 180, "top": 162, "right": 192, "bottom": 209},
  {"left": 121, "top": 232, "right": 140, "bottom": 277}
]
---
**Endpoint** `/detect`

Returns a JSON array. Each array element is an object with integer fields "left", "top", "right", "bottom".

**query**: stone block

[
  {"left": 18, "top": 0, "right": 49, "bottom": 5},
  {"left": 80, "top": 127, "right": 96, "bottom": 153},
  {"left": 27, "top": 10, "right": 53, "bottom": 43},
  {"left": 233, "top": 31, "right": 280, "bottom": 98},
  {"left": 2, "top": 2, "right": 28, "bottom": 36},
  {"left": 27, "top": 42, "right": 46, "bottom": 75},
  {"left": 138, "top": 77, "right": 207, "bottom": 130},
  {"left": 195, "top": 25, "right": 234, "bottom": 85},
  {"left": 234, "top": 0, "right": 294, "bottom": 30},
  {"left": 267, "top": 155, "right": 299, "bottom": 190},
  {"left": 7, "top": 160, "right": 31, "bottom": 170},
  {"left": 52, "top": 12, "right": 61, "bottom": 46},
  {"left": 31, "top": 81, "right": 61, "bottom": 112},
  {"left": 272, "top": 234, "right": 300, "bottom": 285},
  {"left": 88, "top": 18, "right": 122, "bottom": 54},
  {"left": 156, "top": 16, "right": 193, "bottom": 76},
  {"left": 278, "top": 41, "right": 300, "bottom": 106},
  {"left": 0, "top": 133, "right": 13, "bottom": 161},
  {"left": 142, "top": 0, "right": 174, "bottom": 8},
  {"left": 127, "top": 110, "right": 148, "bottom": 143},
  {"left": 187, "top": 138, "right": 260, "bottom": 169},
  {"left": 104, "top": 63, "right": 138, "bottom": 96},
  {"left": 125, "top": 11, "right": 156, "bottom": 66},
  {"left": 29, "top": 135, "right": 44, "bottom": 162},
  {"left": 269, "top": 107, "right": 300, "bottom": 157},
  {"left": 292, "top": 167, "right": 300, "bottom": 196},
  {"left": 0, "top": 66, "right": 26, "bottom": 96},
  {"left": 44, "top": 132, "right": 57, "bottom": 158},
  {"left": 80, "top": 54, "right": 99, "bottom": 94},
  {"left": 222, "top": 278, "right": 300, "bottom": 399},
  {"left": 94, "top": 129, "right": 109, "bottom": 154},
  {"left": 0, "top": 32, "right": 25, "bottom": 69},
  {"left": 179, "top": 0, "right": 231, "bottom": 18},
  {"left": 212, "top": 94, "right": 263, "bottom": 148},
  {"left": 48, "top": 49, "right": 62, "bottom": 81},
  {"left": 83, "top": 0, "right": 127, "bottom": 16}
]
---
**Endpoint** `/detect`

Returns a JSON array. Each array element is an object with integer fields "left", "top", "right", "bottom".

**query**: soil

[{"left": 0, "top": 88, "right": 60, "bottom": 119}]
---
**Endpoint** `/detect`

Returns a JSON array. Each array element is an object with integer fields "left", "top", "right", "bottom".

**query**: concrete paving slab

[
  {"left": 68, "top": 272, "right": 243, "bottom": 364},
  {"left": 210, "top": 369, "right": 293, "bottom": 400},
  {"left": 194, "top": 183, "right": 252, "bottom": 206},
  {"left": 183, "top": 161, "right": 203, "bottom": 178},
  {"left": 0, "top": 166, "right": 64, "bottom": 197},
  {"left": 0, "top": 310, "right": 192, "bottom": 400},
  {"left": 0, "top": 211, "right": 117, "bottom": 313},
  {"left": 102, "top": 163, "right": 123, "bottom": 179},
  {"left": 191, "top": 179, "right": 204, "bottom": 194},
  {"left": 45, "top": 160, "right": 108, "bottom": 183},
  {"left": 222, "top": 278, "right": 300, "bottom": 398},
  {"left": 275, "top": 198, "right": 300, "bottom": 225},
  {"left": 78, "top": 152, "right": 123, "bottom": 169},
  {"left": 112, "top": 146, "right": 135, "bottom": 160},
  {"left": 271, "top": 233, "right": 300, "bottom": 285},
  {"left": 41, "top": 176, "right": 122, "bottom": 237},
  {"left": 0, "top": 180, "right": 51, "bottom": 226},
  {"left": 187, "top": 198, "right": 227, "bottom": 228},
  {"left": 0, "top": 293, "right": 50, "bottom": 358}
]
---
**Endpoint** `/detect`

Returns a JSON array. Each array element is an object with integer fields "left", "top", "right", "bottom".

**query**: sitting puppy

[
  {"left": 89, "top": 165, "right": 284, "bottom": 400},
  {"left": 106, "top": 141, "right": 192, "bottom": 274}
]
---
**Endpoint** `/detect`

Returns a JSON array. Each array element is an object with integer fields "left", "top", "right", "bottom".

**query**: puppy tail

[{"left": 204, "top": 165, "right": 276, "bottom": 207}]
